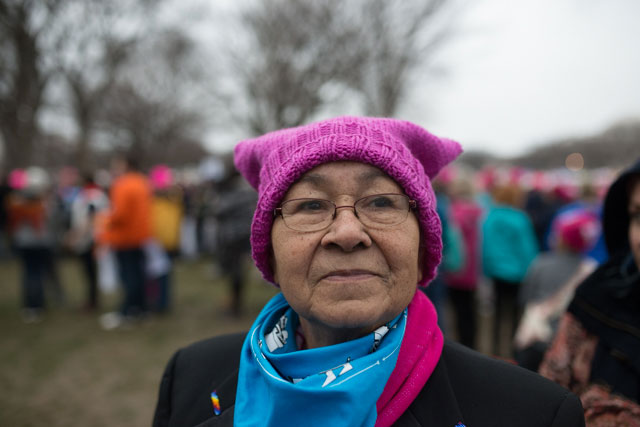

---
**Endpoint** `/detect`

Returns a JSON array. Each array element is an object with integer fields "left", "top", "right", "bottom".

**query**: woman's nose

[{"left": 321, "top": 208, "right": 372, "bottom": 251}]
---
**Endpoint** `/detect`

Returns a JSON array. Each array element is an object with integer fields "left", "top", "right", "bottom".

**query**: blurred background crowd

[
  {"left": 1, "top": 154, "right": 258, "bottom": 322},
  {"left": 0, "top": 154, "right": 622, "bottom": 346}
]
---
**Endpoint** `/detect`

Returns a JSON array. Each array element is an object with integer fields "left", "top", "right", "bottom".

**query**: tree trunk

[{"left": 0, "top": 3, "right": 45, "bottom": 169}]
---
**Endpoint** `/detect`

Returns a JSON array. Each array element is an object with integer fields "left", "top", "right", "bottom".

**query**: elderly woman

[{"left": 153, "top": 117, "right": 584, "bottom": 427}]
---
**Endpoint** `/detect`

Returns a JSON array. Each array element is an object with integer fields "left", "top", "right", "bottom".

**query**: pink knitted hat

[
  {"left": 551, "top": 209, "right": 601, "bottom": 253},
  {"left": 234, "top": 116, "right": 462, "bottom": 287}
]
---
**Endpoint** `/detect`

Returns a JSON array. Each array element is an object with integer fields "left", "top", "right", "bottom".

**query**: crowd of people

[
  {"left": 427, "top": 158, "right": 640, "bottom": 424},
  {"left": 0, "top": 155, "right": 625, "bottom": 336},
  {"left": 428, "top": 165, "right": 607, "bottom": 356},
  {"left": 0, "top": 154, "right": 256, "bottom": 327}
]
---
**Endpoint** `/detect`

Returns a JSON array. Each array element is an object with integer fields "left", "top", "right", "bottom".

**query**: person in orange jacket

[{"left": 100, "top": 155, "right": 152, "bottom": 324}]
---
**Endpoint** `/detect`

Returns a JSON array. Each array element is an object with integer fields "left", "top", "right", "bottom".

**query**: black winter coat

[{"left": 153, "top": 333, "right": 584, "bottom": 427}]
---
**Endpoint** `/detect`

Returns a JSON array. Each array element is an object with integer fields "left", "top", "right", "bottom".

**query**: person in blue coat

[{"left": 482, "top": 183, "right": 539, "bottom": 357}]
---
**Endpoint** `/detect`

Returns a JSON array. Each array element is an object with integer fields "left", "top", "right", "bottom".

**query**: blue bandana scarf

[{"left": 234, "top": 293, "right": 407, "bottom": 427}]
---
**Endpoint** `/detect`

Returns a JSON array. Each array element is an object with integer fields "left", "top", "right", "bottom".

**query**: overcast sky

[
  {"left": 408, "top": 0, "right": 640, "bottom": 156},
  {"left": 185, "top": 0, "right": 640, "bottom": 157}
]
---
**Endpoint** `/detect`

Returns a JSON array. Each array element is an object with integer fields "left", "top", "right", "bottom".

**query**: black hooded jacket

[{"left": 568, "top": 158, "right": 640, "bottom": 403}]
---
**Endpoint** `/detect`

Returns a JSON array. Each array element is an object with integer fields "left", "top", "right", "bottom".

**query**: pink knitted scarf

[{"left": 376, "top": 290, "right": 444, "bottom": 427}]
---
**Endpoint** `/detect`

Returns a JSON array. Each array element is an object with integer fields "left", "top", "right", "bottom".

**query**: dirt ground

[{"left": 0, "top": 255, "right": 277, "bottom": 427}]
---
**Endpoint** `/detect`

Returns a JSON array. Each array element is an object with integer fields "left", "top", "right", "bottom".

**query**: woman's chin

[{"left": 309, "top": 301, "right": 395, "bottom": 334}]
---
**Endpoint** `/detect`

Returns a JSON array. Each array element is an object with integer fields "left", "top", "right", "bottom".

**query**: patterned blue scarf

[{"left": 234, "top": 293, "right": 406, "bottom": 427}]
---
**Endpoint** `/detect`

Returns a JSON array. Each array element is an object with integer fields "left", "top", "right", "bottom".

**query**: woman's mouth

[{"left": 321, "top": 270, "right": 378, "bottom": 282}]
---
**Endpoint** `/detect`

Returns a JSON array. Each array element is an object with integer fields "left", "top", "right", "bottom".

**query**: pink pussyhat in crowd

[
  {"left": 150, "top": 165, "right": 173, "bottom": 190},
  {"left": 234, "top": 116, "right": 462, "bottom": 288},
  {"left": 8, "top": 169, "right": 27, "bottom": 190},
  {"left": 552, "top": 209, "right": 601, "bottom": 253}
]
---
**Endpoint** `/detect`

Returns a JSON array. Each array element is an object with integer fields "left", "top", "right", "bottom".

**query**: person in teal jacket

[{"left": 482, "top": 183, "right": 538, "bottom": 357}]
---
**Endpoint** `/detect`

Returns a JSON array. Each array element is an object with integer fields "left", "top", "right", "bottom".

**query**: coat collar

[{"left": 394, "top": 352, "right": 465, "bottom": 426}]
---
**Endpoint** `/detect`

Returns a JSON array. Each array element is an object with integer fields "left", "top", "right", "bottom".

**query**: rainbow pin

[{"left": 210, "top": 391, "right": 221, "bottom": 415}]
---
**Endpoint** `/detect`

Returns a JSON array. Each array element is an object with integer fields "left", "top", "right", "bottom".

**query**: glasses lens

[
  {"left": 280, "top": 198, "right": 334, "bottom": 231},
  {"left": 356, "top": 194, "right": 410, "bottom": 226}
]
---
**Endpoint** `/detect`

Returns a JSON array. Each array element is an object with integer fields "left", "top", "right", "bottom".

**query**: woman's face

[
  {"left": 628, "top": 179, "right": 640, "bottom": 269},
  {"left": 271, "top": 162, "right": 421, "bottom": 347}
]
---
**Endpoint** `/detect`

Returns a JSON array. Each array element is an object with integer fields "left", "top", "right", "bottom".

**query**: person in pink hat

[
  {"left": 514, "top": 209, "right": 601, "bottom": 371},
  {"left": 153, "top": 116, "right": 584, "bottom": 427}
]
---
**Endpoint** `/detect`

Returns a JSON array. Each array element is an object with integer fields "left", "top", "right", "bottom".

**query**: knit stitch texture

[{"left": 234, "top": 116, "right": 462, "bottom": 287}]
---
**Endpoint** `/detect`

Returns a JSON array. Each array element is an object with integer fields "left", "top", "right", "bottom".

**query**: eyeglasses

[{"left": 274, "top": 193, "right": 417, "bottom": 232}]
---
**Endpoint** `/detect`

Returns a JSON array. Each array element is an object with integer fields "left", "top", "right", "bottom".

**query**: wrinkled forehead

[{"left": 284, "top": 161, "right": 405, "bottom": 198}]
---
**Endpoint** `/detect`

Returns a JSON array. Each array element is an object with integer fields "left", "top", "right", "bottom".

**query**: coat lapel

[
  {"left": 394, "top": 355, "right": 465, "bottom": 427},
  {"left": 194, "top": 368, "right": 239, "bottom": 427}
]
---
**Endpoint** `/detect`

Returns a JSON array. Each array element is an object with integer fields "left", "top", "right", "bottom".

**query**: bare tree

[
  {"left": 350, "top": 0, "right": 454, "bottom": 116},
  {"left": 0, "top": 0, "right": 60, "bottom": 168},
  {"left": 99, "top": 84, "right": 206, "bottom": 167},
  {"left": 48, "top": 0, "right": 159, "bottom": 167},
  {"left": 219, "top": 0, "right": 456, "bottom": 137},
  {"left": 223, "top": 0, "right": 364, "bottom": 135},
  {"left": 0, "top": 0, "right": 164, "bottom": 169},
  {"left": 97, "top": 30, "right": 209, "bottom": 168}
]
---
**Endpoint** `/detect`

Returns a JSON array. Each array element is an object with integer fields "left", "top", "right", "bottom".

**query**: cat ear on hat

[
  {"left": 387, "top": 120, "right": 462, "bottom": 179},
  {"left": 233, "top": 138, "right": 264, "bottom": 190},
  {"left": 234, "top": 126, "right": 301, "bottom": 191},
  {"left": 409, "top": 135, "right": 462, "bottom": 180},
  {"left": 425, "top": 137, "right": 463, "bottom": 179}
]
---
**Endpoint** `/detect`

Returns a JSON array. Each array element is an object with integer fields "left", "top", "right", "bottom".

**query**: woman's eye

[
  {"left": 630, "top": 211, "right": 640, "bottom": 224},
  {"left": 297, "top": 200, "right": 327, "bottom": 212},
  {"left": 367, "top": 196, "right": 394, "bottom": 208}
]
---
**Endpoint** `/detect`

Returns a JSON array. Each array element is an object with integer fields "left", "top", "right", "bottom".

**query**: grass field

[{"left": 0, "top": 255, "right": 278, "bottom": 427}]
